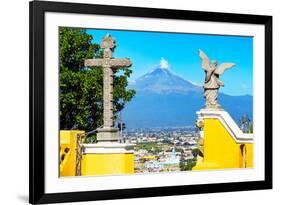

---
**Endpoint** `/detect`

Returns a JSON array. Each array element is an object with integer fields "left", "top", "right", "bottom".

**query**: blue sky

[{"left": 86, "top": 29, "right": 253, "bottom": 96}]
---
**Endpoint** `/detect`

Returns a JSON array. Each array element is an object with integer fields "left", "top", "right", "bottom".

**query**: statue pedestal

[
  {"left": 96, "top": 127, "right": 119, "bottom": 142},
  {"left": 193, "top": 109, "right": 253, "bottom": 170},
  {"left": 81, "top": 142, "right": 135, "bottom": 176}
]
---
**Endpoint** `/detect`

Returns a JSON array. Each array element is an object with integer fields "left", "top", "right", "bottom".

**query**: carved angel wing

[
  {"left": 198, "top": 49, "right": 211, "bottom": 71},
  {"left": 214, "top": 63, "right": 235, "bottom": 75}
]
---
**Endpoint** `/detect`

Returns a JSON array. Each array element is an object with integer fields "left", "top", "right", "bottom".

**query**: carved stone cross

[{"left": 85, "top": 34, "right": 132, "bottom": 142}]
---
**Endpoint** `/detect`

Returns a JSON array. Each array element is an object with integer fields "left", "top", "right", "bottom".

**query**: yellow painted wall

[
  {"left": 245, "top": 144, "right": 253, "bottom": 168},
  {"left": 81, "top": 153, "right": 134, "bottom": 176},
  {"left": 60, "top": 130, "right": 85, "bottom": 177},
  {"left": 60, "top": 130, "right": 135, "bottom": 177},
  {"left": 193, "top": 118, "right": 253, "bottom": 170}
]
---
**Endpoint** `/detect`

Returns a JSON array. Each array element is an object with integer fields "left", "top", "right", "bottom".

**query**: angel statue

[{"left": 198, "top": 49, "right": 235, "bottom": 109}]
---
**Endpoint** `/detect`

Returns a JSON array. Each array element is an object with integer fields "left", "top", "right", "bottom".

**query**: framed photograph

[{"left": 29, "top": 0, "right": 272, "bottom": 204}]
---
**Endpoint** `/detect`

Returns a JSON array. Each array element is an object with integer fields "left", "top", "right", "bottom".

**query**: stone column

[{"left": 103, "top": 65, "right": 113, "bottom": 128}]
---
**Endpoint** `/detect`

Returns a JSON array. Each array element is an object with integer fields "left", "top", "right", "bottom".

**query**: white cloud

[{"left": 159, "top": 57, "right": 169, "bottom": 69}]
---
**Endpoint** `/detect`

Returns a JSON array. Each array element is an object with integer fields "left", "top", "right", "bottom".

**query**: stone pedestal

[
  {"left": 96, "top": 127, "right": 119, "bottom": 142},
  {"left": 192, "top": 109, "right": 253, "bottom": 170},
  {"left": 81, "top": 142, "right": 135, "bottom": 176}
]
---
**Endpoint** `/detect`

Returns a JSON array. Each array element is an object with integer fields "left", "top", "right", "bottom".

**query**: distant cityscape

[{"left": 120, "top": 127, "right": 199, "bottom": 173}]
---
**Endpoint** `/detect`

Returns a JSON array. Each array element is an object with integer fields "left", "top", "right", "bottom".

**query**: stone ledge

[{"left": 82, "top": 142, "right": 135, "bottom": 154}]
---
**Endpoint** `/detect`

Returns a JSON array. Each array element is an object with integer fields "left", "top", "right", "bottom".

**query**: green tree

[
  {"left": 59, "top": 28, "right": 135, "bottom": 132},
  {"left": 179, "top": 152, "right": 186, "bottom": 171},
  {"left": 239, "top": 114, "right": 253, "bottom": 133},
  {"left": 186, "top": 159, "right": 197, "bottom": 170},
  {"left": 192, "top": 148, "right": 199, "bottom": 157},
  {"left": 179, "top": 151, "right": 197, "bottom": 171},
  {"left": 180, "top": 158, "right": 197, "bottom": 171},
  {"left": 248, "top": 122, "right": 253, "bottom": 133}
]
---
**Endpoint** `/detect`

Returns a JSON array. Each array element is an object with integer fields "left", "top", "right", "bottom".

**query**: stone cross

[{"left": 85, "top": 34, "right": 132, "bottom": 142}]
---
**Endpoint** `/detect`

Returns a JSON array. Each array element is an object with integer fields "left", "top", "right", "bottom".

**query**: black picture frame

[{"left": 29, "top": 0, "right": 272, "bottom": 204}]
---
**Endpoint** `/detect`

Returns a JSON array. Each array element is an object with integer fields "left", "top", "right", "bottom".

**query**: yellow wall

[
  {"left": 60, "top": 130, "right": 85, "bottom": 177},
  {"left": 81, "top": 153, "right": 134, "bottom": 176},
  {"left": 193, "top": 118, "right": 253, "bottom": 170},
  {"left": 60, "top": 130, "right": 135, "bottom": 177},
  {"left": 245, "top": 144, "right": 253, "bottom": 168}
]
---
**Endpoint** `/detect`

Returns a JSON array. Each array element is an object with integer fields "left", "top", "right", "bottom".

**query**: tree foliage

[
  {"left": 59, "top": 28, "right": 135, "bottom": 131},
  {"left": 179, "top": 150, "right": 197, "bottom": 171},
  {"left": 179, "top": 157, "right": 197, "bottom": 171},
  {"left": 239, "top": 114, "right": 253, "bottom": 133}
]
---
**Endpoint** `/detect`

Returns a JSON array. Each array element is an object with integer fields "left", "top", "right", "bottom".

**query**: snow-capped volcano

[{"left": 132, "top": 58, "right": 201, "bottom": 94}]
